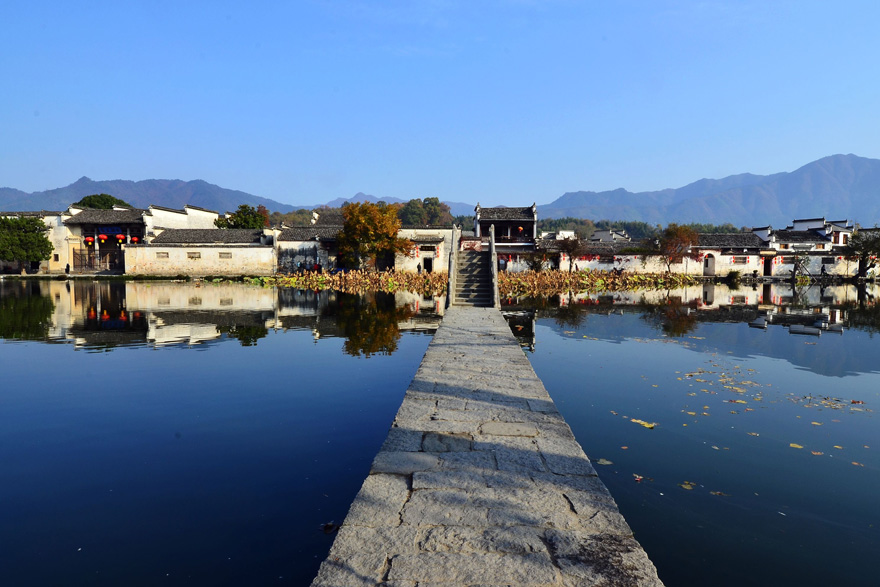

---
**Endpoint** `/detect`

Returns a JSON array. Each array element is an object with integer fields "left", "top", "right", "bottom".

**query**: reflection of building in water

[
  {"left": 13, "top": 280, "right": 447, "bottom": 349},
  {"left": 501, "top": 283, "right": 880, "bottom": 346}
]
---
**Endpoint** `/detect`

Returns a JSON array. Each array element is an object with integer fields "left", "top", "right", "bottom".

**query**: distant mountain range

[
  {"left": 0, "top": 178, "right": 476, "bottom": 217},
  {"left": 2, "top": 154, "right": 879, "bottom": 227},
  {"left": 0, "top": 176, "right": 297, "bottom": 214},
  {"left": 538, "top": 154, "right": 880, "bottom": 227}
]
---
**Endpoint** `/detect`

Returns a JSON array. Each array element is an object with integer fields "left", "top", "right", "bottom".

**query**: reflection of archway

[{"left": 703, "top": 254, "right": 715, "bottom": 277}]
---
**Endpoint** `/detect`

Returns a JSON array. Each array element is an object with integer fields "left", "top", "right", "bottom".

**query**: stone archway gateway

[{"left": 703, "top": 253, "right": 716, "bottom": 277}]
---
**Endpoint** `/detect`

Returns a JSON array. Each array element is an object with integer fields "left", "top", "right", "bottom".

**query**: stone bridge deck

[{"left": 311, "top": 306, "right": 663, "bottom": 586}]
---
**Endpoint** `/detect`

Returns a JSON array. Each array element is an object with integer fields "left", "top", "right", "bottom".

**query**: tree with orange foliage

[
  {"left": 337, "top": 202, "right": 414, "bottom": 270},
  {"left": 654, "top": 224, "right": 701, "bottom": 273}
]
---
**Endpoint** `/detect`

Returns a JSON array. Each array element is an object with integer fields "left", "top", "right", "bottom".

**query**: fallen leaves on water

[
  {"left": 811, "top": 422, "right": 823, "bottom": 426},
  {"left": 833, "top": 445, "right": 844, "bottom": 450},
  {"left": 620, "top": 446, "right": 629, "bottom": 450},
  {"left": 679, "top": 481, "right": 698, "bottom": 490},
  {"left": 596, "top": 458, "right": 614, "bottom": 465},
  {"left": 790, "top": 443, "right": 804, "bottom": 449},
  {"left": 633, "top": 474, "right": 644, "bottom": 483},
  {"left": 811, "top": 451, "right": 824, "bottom": 456},
  {"left": 631, "top": 418, "right": 657, "bottom": 429},
  {"left": 852, "top": 462, "right": 865, "bottom": 467},
  {"left": 747, "top": 432, "right": 760, "bottom": 437},
  {"left": 710, "top": 491, "right": 730, "bottom": 496},
  {"left": 851, "top": 400, "right": 866, "bottom": 405}
]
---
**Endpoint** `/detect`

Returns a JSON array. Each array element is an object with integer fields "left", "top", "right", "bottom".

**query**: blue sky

[{"left": 2, "top": 1, "right": 878, "bottom": 208}]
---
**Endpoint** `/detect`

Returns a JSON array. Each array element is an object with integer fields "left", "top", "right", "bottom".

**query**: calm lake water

[
  {"left": 0, "top": 279, "right": 441, "bottom": 586},
  {"left": 1, "top": 279, "right": 878, "bottom": 586},
  {"left": 504, "top": 282, "right": 880, "bottom": 587}
]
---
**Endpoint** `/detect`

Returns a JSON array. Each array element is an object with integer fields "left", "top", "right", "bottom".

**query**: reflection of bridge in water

[{"left": 0, "top": 280, "right": 445, "bottom": 350}]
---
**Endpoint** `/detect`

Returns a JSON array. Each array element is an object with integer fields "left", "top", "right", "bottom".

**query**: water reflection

[
  {"left": 0, "top": 279, "right": 445, "bottom": 353},
  {"left": 503, "top": 282, "right": 880, "bottom": 376}
]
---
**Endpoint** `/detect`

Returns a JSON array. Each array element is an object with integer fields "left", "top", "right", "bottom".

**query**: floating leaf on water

[
  {"left": 833, "top": 445, "right": 844, "bottom": 450},
  {"left": 811, "top": 422, "right": 823, "bottom": 426},
  {"left": 852, "top": 462, "right": 864, "bottom": 467},
  {"left": 679, "top": 481, "right": 697, "bottom": 490},
  {"left": 851, "top": 400, "right": 865, "bottom": 405},
  {"left": 652, "top": 384, "right": 659, "bottom": 388},
  {"left": 711, "top": 445, "right": 720, "bottom": 450},
  {"left": 710, "top": 491, "right": 730, "bottom": 496},
  {"left": 631, "top": 418, "right": 657, "bottom": 429},
  {"left": 790, "top": 443, "right": 804, "bottom": 449},
  {"left": 596, "top": 458, "right": 613, "bottom": 465},
  {"left": 621, "top": 446, "right": 628, "bottom": 450},
  {"left": 747, "top": 432, "right": 760, "bottom": 437},
  {"left": 811, "top": 451, "right": 824, "bottom": 456},
  {"left": 633, "top": 474, "right": 644, "bottom": 482},
  {"left": 686, "top": 411, "right": 697, "bottom": 416}
]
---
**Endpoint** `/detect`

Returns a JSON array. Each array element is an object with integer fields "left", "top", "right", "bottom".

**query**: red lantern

[
  {"left": 130, "top": 236, "right": 139, "bottom": 243},
  {"left": 98, "top": 234, "right": 108, "bottom": 243},
  {"left": 116, "top": 233, "right": 125, "bottom": 242},
  {"left": 84, "top": 236, "right": 94, "bottom": 246}
]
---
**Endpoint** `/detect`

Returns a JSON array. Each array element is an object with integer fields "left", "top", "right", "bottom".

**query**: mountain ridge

[{"left": 3, "top": 154, "right": 879, "bottom": 226}]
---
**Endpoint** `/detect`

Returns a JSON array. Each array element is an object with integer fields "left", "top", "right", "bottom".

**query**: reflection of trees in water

[
  {"left": 331, "top": 292, "right": 414, "bottom": 357},
  {"left": 216, "top": 324, "right": 268, "bottom": 346},
  {"left": 554, "top": 293, "right": 589, "bottom": 329},
  {"left": 843, "top": 285, "right": 880, "bottom": 334},
  {"left": 0, "top": 281, "right": 54, "bottom": 340},
  {"left": 640, "top": 296, "right": 699, "bottom": 337}
]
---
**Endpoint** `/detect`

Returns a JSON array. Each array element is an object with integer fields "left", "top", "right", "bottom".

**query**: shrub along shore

[{"left": 254, "top": 269, "right": 705, "bottom": 297}]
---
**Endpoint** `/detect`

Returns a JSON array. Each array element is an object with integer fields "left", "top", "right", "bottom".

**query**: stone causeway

[{"left": 311, "top": 306, "right": 663, "bottom": 586}]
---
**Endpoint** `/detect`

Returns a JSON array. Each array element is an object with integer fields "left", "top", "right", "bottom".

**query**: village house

[
  {"left": 1, "top": 204, "right": 222, "bottom": 274},
  {"left": 125, "top": 228, "right": 275, "bottom": 276},
  {"left": 474, "top": 204, "right": 538, "bottom": 272}
]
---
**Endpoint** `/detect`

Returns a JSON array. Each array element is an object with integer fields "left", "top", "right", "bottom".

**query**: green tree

[
  {"left": 845, "top": 228, "right": 880, "bottom": 279},
  {"left": 215, "top": 204, "right": 269, "bottom": 229},
  {"left": 337, "top": 202, "right": 414, "bottom": 270},
  {"left": 423, "top": 197, "right": 453, "bottom": 224},
  {"left": 652, "top": 224, "right": 701, "bottom": 272},
  {"left": 398, "top": 199, "right": 427, "bottom": 225},
  {"left": 74, "top": 193, "right": 132, "bottom": 209},
  {"left": 0, "top": 217, "right": 54, "bottom": 272}
]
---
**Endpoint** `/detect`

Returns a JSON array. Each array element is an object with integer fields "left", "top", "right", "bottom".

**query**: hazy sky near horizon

[{"left": 2, "top": 1, "right": 879, "bottom": 207}]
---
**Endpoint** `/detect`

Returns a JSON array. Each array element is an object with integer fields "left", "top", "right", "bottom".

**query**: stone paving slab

[{"left": 312, "top": 306, "right": 663, "bottom": 586}]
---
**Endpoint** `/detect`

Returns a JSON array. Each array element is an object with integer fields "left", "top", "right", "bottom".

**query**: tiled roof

[
  {"left": 1, "top": 210, "right": 63, "bottom": 217},
  {"left": 478, "top": 206, "right": 536, "bottom": 221},
  {"left": 400, "top": 224, "right": 454, "bottom": 229},
  {"left": 539, "top": 240, "right": 640, "bottom": 255},
  {"left": 312, "top": 209, "right": 345, "bottom": 225},
  {"left": 697, "top": 233, "right": 765, "bottom": 248},
  {"left": 279, "top": 226, "right": 341, "bottom": 242},
  {"left": 151, "top": 229, "right": 263, "bottom": 244},
  {"left": 64, "top": 208, "right": 146, "bottom": 225},
  {"left": 773, "top": 230, "right": 829, "bottom": 243}
]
